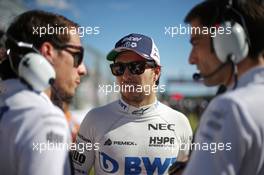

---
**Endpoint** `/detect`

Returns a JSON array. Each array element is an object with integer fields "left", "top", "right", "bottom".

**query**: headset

[
  {"left": 212, "top": 0, "right": 250, "bottom": 64},
  {"left": 193, "top": 0, "right": 250, "bottom": 85},
  {"left": 2, "top": 32, "right": 55, "bottom": 92}
]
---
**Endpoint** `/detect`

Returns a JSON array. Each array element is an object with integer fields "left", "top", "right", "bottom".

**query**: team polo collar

[
  {"left": 226, "top": 66, "right": 264, "bottom": 92},
  {"left": 236, "top": 66, "right": 264, "bottom": 88},
  {"left": 118, "top": 98, "right": 159, "bottom": 116}
]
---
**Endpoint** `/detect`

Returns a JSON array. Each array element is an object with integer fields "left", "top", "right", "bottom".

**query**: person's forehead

[
  {"left": 189, "top": 18, "right": 210, "bottom": 43},
  {"left": 67, "top": 33, "right": 81, "bottom": 45},
  {"left": 190, "top": 19, "right": 203, "bottom": 37},
  {"left": 115, "top": 51, "right": 145, "bottom": 62}
]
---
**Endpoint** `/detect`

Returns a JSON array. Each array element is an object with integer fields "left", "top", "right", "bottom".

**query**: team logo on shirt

[
  {"left": 148, "top": 123, "right": 175, "bottom": 131},
  {"left": 104, "top": 138, "right": 137, "bottom": 146},
  {"left": 104, "top": 139, "right": 112, "bottom": 146},
  {"left": 99, "top": 152, "right": 176, "bottom": 174},
  {"left": 99, "top": 152, "right": 119, "bottom": 173},
  {"left": 149, "top": 136, "right": 175, "bottom": 147},
  {"left": 132, "top": 107, "right": 150, "bottom": 115},
  {"left": 72, "top": 151, "right": 86, "bottom": 165},
  {"left": 118, "top": 100, "right": 127, "bottom": 110},
  {"left": 46, "top": 131, "right": 64, "bottom": 143}
]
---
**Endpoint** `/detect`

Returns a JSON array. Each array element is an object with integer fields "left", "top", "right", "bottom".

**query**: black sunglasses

[
  {"left": 51, "top": 39, "right": 84, "bottom": 68},
  {"left": 110, "top": 60, "right": 157, "bottom": 76}
]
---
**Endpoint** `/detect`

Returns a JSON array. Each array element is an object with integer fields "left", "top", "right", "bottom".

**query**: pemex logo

[
  {"left": 104, "top": 139, "right": 112, "bottom": 146},
  {"left": 99, "top": 152, "right": 119, "bottom": 173}
]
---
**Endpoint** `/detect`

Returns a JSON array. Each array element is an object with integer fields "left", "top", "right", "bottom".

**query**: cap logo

[
  {"left": 122, "top": 36, "right": 142, "bottom": 43},
  {"left": 108, "top": 34, "right": 160, "bottom": 66},
  {"left": 122, "top": 41, "right": 137, "bottom": 48}
]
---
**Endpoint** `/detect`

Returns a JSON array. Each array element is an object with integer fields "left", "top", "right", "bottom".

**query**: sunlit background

[{"left": 0, "top": 0, "right": 218, "bottom": 129}]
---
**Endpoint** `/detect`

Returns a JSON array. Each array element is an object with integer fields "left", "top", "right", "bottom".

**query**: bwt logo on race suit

[
  {"left": 99, "top": 152, "right": 119, "bottom": 173},
  {"left": 99, "top": 152, "right": 176, "bottom": 174}
]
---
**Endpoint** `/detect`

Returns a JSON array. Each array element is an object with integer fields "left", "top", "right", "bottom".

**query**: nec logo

[{"left": 148, "top": 123, "right": 175, "bottom": 131}]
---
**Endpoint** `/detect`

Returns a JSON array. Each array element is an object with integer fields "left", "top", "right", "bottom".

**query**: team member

[
  {"left": 73, "top": 33, "right": 192, "bottom": 175},
  {"left": 0, "top": 10, "right": 86, "bottom": 175},
  {"left": 180, "top": 0, "right": 264, "bottom": 174}
]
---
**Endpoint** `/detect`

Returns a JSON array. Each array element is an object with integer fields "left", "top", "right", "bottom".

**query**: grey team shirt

[
  {"left": 73, "top": 98, "right": 193, "bottom": 175},
  {"left": 183, "top": 66, "right": 264, "bottom": 175},
  {"left": 0, "top": 79, "right": 72, "bottom": 175}
]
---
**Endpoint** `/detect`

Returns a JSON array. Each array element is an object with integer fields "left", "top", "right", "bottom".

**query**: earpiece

[
  {"left": 4, "top": 33, "right": 56, "bottom": 92},
  {"left": 213, "top": 21, "right": 249, "bottom": 64},
  {"left": 18, "top": 53, "right": 55, "bottom": 92},
  {"left": 212, "top": 2, "right": 250, "bottom": 64}
]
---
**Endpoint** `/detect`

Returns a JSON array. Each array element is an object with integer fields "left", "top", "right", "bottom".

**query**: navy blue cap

[{"left": 106, "top": 33, "right": 160, "bottom": 65}]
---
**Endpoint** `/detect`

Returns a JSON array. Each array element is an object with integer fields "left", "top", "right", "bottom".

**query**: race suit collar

[{"left": 118, "top": 98, "right": 159, "bottom": 116}]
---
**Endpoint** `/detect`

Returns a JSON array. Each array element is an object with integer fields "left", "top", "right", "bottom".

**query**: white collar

[
  {"left": 118, "top": 98, "right": 159, "bottom": 117},
  {"left": 40, "top": 92, "right": 53, "bottom": 105}
]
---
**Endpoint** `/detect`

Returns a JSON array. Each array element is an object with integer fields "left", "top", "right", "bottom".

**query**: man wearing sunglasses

[
  {"left": 73, "top": 33, "right": 192, "bottom": 175},
  {"left": 0, "top": 10, "right": 86, "bottom": 175}
]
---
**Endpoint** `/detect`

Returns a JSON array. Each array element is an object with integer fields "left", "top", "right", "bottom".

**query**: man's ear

[
  {"left": 154, "top": 66, "right": 161, "bottom": 82},
  {"left": 39, "top": 42, "right": 56, "bottom": 65}
]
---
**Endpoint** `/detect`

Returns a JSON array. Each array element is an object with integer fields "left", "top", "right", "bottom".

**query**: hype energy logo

[{"left": 99, "top": 152, "right": 176, "bottom": 174}]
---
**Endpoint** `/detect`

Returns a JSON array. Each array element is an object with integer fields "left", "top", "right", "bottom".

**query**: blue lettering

[
  {"left": 100, "top": 153, "right": 177, "bottom": 174},
  {"left": 125, "top": 157, "right": 177, "bottom": 174},
  {"left": 125, "top": 157, "right": 141, "bottom": 174},
  {"left": 143, "top": 157, "right": 173, "bottom": 175}
]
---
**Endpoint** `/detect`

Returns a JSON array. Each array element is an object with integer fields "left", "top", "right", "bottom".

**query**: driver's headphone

[
  {"left": 6, "top": 35, "right": 55, "bottom": 92},
  {"left": 212, "top": 0, "right": 250, "bottom": 64}
]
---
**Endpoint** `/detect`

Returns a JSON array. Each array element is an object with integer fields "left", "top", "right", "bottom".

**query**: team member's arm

[
  {"left": 169, "top": 113, "right": 192, "bottom": 175},
  {"left": 17, "top": 114, "right": 72, "bottom": 175},
  {"left": 177, "top": 113, "right": 193, "bottom": 161},
  {"left": 183, "top": 97, "right": 246, "bottom": 175}
]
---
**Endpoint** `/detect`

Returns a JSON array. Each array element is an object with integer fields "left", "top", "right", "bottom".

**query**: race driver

[{"left": 72, "top": 33, "right": 193, "bottom": 175}]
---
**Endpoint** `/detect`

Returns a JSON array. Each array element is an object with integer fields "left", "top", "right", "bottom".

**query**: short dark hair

[
  {"left": 0, "top": 10, "right": 79, "bottom": 79},
  {"left": 184, "top": 0, "right": 264, "bottom": 59}
]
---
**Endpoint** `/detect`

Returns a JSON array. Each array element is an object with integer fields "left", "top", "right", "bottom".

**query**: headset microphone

[
  {"left": 192, "top": 73, "right": 201, "bottom": 81},
  {"left": 192, "top": 61, "right": 231, "bottom": 81}
]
